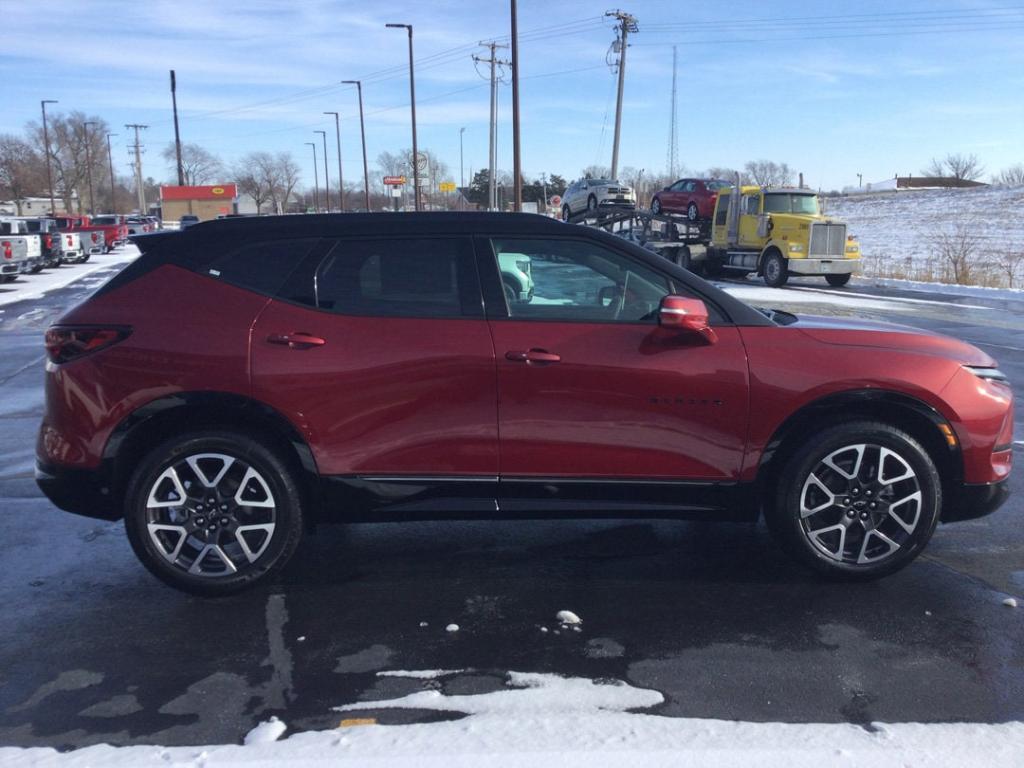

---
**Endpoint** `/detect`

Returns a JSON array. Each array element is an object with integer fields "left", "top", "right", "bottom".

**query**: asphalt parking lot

[{"left": 0, "top": 262, "right": 1020, "bottom": 749}]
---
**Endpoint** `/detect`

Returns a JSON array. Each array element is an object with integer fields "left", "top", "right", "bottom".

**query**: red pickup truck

[{"left": 54, "top": 215, "right": 127, "bottom": 254}]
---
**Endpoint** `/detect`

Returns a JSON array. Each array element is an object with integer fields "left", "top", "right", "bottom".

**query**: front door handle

[
  {"left": 506, "top": 348, "right": 561, "bottom": 365},
  {"left": 267, "top": 332, "right": 327, "bottom": 350}
]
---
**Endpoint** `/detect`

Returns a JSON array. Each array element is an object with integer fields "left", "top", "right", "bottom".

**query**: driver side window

[{"left": 490, "top": 238, "right": 674, "bottom": 324}]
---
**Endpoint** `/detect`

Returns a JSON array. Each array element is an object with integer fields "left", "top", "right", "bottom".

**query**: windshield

[
  {"left": 91, "top": 217, "right": 117, "bottom": 225},
  {"left": 706, "top": 180, "right": 731, "bottom": 190},
  {"left": 763, "top": 193, "right": 819, "bottom": 214}
]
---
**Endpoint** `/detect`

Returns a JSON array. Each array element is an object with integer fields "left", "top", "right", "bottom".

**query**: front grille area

[{"left": 808, "top": 223, "right": 847, "bottom": 257}]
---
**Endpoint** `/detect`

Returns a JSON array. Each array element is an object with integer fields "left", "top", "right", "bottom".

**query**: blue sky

[{"left": 3, "top": 0, "right": 1022, "bottom": 191}]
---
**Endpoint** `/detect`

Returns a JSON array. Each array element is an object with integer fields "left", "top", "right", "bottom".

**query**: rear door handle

[
  {"left": 267, "top": 332, "right": 327, "bottom": 350},
  {"left": 505, "top": 348, "right": 561, "bottom": 365}
]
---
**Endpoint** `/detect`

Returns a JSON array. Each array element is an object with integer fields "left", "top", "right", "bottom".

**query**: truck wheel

[
  {"left": 687, "top": 202, "right": 699, "bottom": 222},
  {"left": 587, "top": 194, "right": 598, "bottom": 212},
  {"left": 651, "top": 198, "right": 662, "bottom": 215},
  {"left": 765, "top": 420, "right": 941, "bottom": 580},
  {"left": 673, "top": 245, "right": 692, "bottom": 271},
  {"left": 826, "top": 273, "right": 851, "bottom": 287},
  {"left": 763, "top": 251, "right": 789, "bottom": 287},
  {"left": 562, "top": 204, "right": 572, "bottom": 222}
]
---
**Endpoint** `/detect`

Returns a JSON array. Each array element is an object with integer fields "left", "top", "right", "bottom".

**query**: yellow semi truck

[{"left": 705, "top": 185, "right": 861, "bottom": 287}]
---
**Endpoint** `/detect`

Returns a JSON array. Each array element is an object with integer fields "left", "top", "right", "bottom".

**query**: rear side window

[
  {"left": 203, "top": 238, "right": 318, "bottom": 296},
  {"left": 281, "top": 237, "right": 479, "bottom": 318}
]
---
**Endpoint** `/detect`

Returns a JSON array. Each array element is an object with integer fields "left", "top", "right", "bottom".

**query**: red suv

[
  {"left": 36, "top": 214, "right": 1013, "bottom": 594},
  {"left": 651, "top": 178, "right": 731, "bottom": 221}
]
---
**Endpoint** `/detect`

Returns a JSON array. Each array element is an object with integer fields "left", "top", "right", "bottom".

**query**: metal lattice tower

[{"left": 667, "top": 45, "right": 678, "bottom": 179}]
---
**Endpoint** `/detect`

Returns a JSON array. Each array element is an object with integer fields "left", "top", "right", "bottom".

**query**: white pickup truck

[
  {"left": 0, "top": 232, "right": 31, "bottom": 282},
  {"left": 0, "top": 220, "right": 42, "bottom": 277}
]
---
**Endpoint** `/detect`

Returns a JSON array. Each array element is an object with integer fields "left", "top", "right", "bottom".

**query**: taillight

[
  {"left": 45, "top": 234, "right": 53, "bottom": 248},
  {"left": 91, "top": 232, "right": 100, "bottom": 243},
  {"left": 2, "top": 241, "right": 11, "bottom": 259},
  {"left": 66, "top": 235, "right": 73, "bottom": 246},
  {"left": 44, "top": 326, "right": 131, "bottom": 364}
]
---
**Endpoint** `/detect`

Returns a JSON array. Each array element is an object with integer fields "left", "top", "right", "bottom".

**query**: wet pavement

[{"left": 0, "top": 265, "right": 1021, "bottom": 749}]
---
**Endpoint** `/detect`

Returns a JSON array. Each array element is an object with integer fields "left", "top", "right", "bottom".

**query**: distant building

[
  {"left": 0, "top": 194, "right": 80, "bottom": 216},
  {"left": 159, "top": 184, "right": 238, "bottom": 221},
  {"left": 842, "top": 176, "right": 989, "bottom": 195}
]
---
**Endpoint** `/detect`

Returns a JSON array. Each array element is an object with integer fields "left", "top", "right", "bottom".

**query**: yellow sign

[
  {"left": 211, "top": 187, "right": 225, "bottom": 195},
  {"left": 439, "top": 181, "right": 457, "bottom": 193}
]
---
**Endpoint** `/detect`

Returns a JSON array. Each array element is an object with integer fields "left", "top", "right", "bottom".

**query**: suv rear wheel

[
  {"left": 766, "top": 421, "right": 941, "bottom": 580},
  {"left": 124, "top": 430, "right": 304, "bottom": 595}
]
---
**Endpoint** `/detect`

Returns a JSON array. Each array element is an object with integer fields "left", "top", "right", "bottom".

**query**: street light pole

[
  {"left": 305, "top": 142, "right": 320, "bottom": 212},
  {"left": 324, "top": 112, "right": 344, "bottom": 212},
  {"left": 315, "top": 130, "right": 330, "bottom": 212},
  {"left": 41, "top": 100, "right": 58, "bottom": 214},
  {"left": 341, "top": 80, "right": 371, "bottom": 211},
  {"left": 386, "top": 23, "right": 420, "bottom": 211},
  {"left": 83, "top": 121, "right": 96, "bottom": 215},
  {"left": 106, "top": 133, "right": 117, "bottom": 213},
  {"left": 510, "top": 0, "right": 523, "bottom": 211},
  {"left": 459, "top": 126, "right": 465, "bottom": 210}
]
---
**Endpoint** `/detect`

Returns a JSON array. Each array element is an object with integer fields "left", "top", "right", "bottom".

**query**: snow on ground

[
  {"left": 2, "top": 671, "right": 1022, "bottom": 767},
  {"left": 826, "top": 186, "right": 1024, "bottom": 287},
  {"left": 0, "top": 245, "right": 140, "bottom": 309}
]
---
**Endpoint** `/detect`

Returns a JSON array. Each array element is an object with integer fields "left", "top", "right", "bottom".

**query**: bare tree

[
  {"left": 0, "top": 135, "right": 46, "bottom": 214},
  {"left": 272, "top": 152, "right": 301, "bottom": 213},
  {"left": 744, "top": 160, "right": 793, "bottom": 187},
  {"left": 993, "top": 163, "right": 1024, "bottom": 187},
  {"left": 922, "top": 157, "right": 946, "bottom": 177},
  {"left": 233, "top": 152, "right": 274, "bottom": 214},
  {"left": 162, "top": 142, "right": 223, "bottom": 185},
  {"left": 705, "top": 166, "right": 749, "bottom": 184},
  {"left": 922, "top": 153, "right": 985, "bottom": 181},
  {"left": 932, "top": 221, "right": 982, "bottom": 284},
  {"left": 580, "top": 164, "right": 611, "bottom": 180},
  {"left": 25, "top": 111, "right": 110, "bottom": 213},
  {"left": 998, "top": 247, "right": 1024, "bottom": 289}
]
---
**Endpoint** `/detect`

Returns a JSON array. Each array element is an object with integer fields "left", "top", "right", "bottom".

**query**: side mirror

[{"left": 658, "top": 295, "right": 717, "bottom": 344}]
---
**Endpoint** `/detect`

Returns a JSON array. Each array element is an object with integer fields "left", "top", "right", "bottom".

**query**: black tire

[
  {"left": 826, "top": 273, "right": 852, "bottom": 287},
  {"left": 762, "top": 250, "right": 788, "bottom": 287},
  {"left": 587, "top": 194, "right": 598, "bottom": 212},
  {"left": 673, "top": 245, "right": 692, "bottom": 271},
  {"left": 765, "top": 420, "right": 941, "bottom": 580},
  {"left": 686, "top": 202, "right": 699, "bottom": 222},
  {"left": 503, "top": 280, "right": 518, "bottom": 305},
  {"left": 562, "top": 204, "right": 572, "bottom": 222},
  {"left": 651, "top": 197, "right": 662, "bottom": 215},
  {"left": 124, "top": 430, "right": 305, "bottom": 596},
  {"left": 82, "top": 254, "right": 91, "bottom": 263},
  {"left": 0, "top": 275, "right": 14, "bottom": 284},
  {"left": 30, "top": 265, "right": 44, "bottom": 274}
]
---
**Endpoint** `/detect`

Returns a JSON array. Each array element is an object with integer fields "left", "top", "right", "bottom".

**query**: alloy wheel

[
  {"left": 145, "top": 453, "right": 277, "bottom": 577},
  {"left": 798, "top": 443, "right": 922, "bottom": 565}
]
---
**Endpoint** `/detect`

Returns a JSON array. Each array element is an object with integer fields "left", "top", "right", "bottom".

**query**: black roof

[{"left": 128, "top": 212, "right": 771, "bottom": 327}]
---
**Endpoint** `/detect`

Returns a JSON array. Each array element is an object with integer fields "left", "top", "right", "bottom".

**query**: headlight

[
  {"left": 964, "top": 365, "right": 1008, "bottom": 382},
  {"left": 788, "top": 243, "right": 803, "bottom": 253}
]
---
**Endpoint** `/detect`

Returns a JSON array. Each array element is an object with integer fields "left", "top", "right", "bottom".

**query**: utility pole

[
  {"left": 459, "top": 126, "right": 466, "bottom": 210},
  {"left": 305, "top": 142, "right": 320, "bottom": 212},
  {"left": 666, "top": 45, "right": 678, "bottom": 180},
  {"left": 342, "top": 80, "right": 370, "bottom": 211},
  {"left": 473, "top": 41, "right": 510, "bottom": 211},
  {"left": 606, "top": 9, "right": 638, "bottom": 181},
  {"left": 106, "top": 133, "right": 117, "bottom": 213},
  {"left": 170, "top": 70, "right": 185, "bottom": 186},
  {"left": 386, "top": 24, "right": 420, "bottom": 211},
  {"left": 83, "top": 121, "right": 96, "bottom": 215},
  {"left": 857, "top": 173, "right": 863, "bottom": 188},
  {"left": 315, "top": 130, "right": 330, "bottom": 212},
  {"left": 324, "top": 112, "right": 344, "bottom": 212},
  {"left": 41, "top": 100, "right": 58, "bottom": 214},
  {"left": 510, "top": 0, "right": 522, "bottom": 211},
  {"left": 125, "top": 124, "right": 148, "bottom": 214}
]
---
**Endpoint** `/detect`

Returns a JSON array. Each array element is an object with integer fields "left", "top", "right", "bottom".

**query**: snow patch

[
  {"left": 242, "top": 716, "right": 286, "bottom": 745},
  {"left": 377, "top": 670, "right": 466, "bottom": 679},
  {"left": 0, "top": 246, "right": 140, "bottom": 309},
  {"left": 445, "top": 623, "right": 460, "bottom": 633},
  {"left": 1003, "top": 597, "right": 1018, "bottom": 608},
  {"left": 556, "top": 610, "right": 582, "bottom": 625}
]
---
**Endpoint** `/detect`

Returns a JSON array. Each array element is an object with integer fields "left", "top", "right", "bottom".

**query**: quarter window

[
  {"left": 203, "top": 238, "right": 318, "bottom": 295},
  {"left": 298, "top": 237, "right": 477, "bottom": 318},
  {"left": 490, "top": 238, "right": 674, "bottom": 324}
]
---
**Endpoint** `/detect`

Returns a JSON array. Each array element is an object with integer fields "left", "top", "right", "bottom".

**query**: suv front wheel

[
  {"left": 766, "top": 421, "right": 941, "bottom": 580},
  {"left": 124, "top": 430, "right": 305, "bottom": 595}
]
